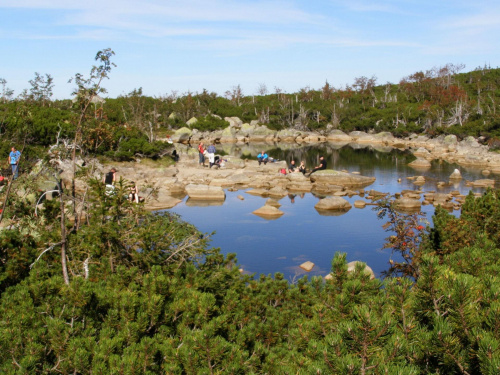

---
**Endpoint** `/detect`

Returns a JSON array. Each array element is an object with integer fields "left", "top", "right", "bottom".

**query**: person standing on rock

[
  {"left": 307, "top": 156, "right": 326, "bottom": 176},
  {"left": 207, "top": 143, "right": 216, "bottom": 168},
  {"left": 198, "top": 142, "right": 206, "bottom": 167},
  {"left": 8, "top": 146, "right": 21, "bottom": 180}
]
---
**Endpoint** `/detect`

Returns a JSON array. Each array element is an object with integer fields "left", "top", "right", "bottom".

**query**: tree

[
  {"left": 256, "top": 83, "right": 268, "bottom": 96},
  {"left": 55, "top": 48, "right": 116, "bottom": 284},
  {"left": 0, "top": 78, "right": 14, "bottom": 102},
  {"left": 28, "top": 72, "right": 54, "bottom": 106},
  {"left": 225, "top": 84, "right": 244, "bottom": 106}
]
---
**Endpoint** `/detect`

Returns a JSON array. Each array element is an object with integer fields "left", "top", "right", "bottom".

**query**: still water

[{"left": 166, "top": 143, "right": 498, "bottom": 281}]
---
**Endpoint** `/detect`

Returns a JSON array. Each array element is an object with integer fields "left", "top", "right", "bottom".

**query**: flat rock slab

[
  {"left": 252, "top": 205, "right": 284, "bottom": 219},
  {"left": 309, "top": 170, "right": 376, "bottom": 188},
  {"left": 314, "top": 196, "right": 352, "bottom": 211},
  {"left": 408, "top": 158, "right": 431, "bottom": 168},
  {"left": 144, "top": 192, "right": 182, "bottom": 210},
  {"left": 470, "top": 179, "right": 495, "bottom": 187},
  {"left": 300, "top": 261, "right": 315, "bottom": 272},
  {"left": 246, "top": 188, "right": 269, "bottom": 197},
  {"left": 354, "top": 200, "right": 366, "bottom": 208},
  {"left": 392, "top": 197, "right": 422, "bottom": 213},
  {"left": 185, "top": 184, "right": 225, "bottom": 200}
]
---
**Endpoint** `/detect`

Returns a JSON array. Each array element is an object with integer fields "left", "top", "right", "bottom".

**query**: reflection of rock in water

[
  {"left": 185, "top": 199, "right": 224, "bottom": 207},
  {"left": 314, "top": 208, "right": 350, "bottom": 217}
]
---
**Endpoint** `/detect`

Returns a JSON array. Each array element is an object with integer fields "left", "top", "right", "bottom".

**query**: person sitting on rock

[
  {"left": 129, "top": 182, "right": 140, "bottom": 203},
  {"left": 257, "top": 151, "right": 268, "bottom": 165},
  {"left": 298, "top": 160, "right": 307, "bottom": 175},
  {"left": 307, "top": 156, "right": 327, "bottom": 176},
  {"left": 288, "top": 160, "right": 298, "bottom": 173}
]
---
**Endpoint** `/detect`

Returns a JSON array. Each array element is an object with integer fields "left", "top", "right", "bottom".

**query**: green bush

[{"left": 193, "top": 115, "right": 229, "bottom": 132}]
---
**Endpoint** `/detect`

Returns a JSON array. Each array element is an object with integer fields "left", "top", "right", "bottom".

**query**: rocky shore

[
  {"left": 169, "top": 117, "right": 500, "bottom": 171},
  {"left": 47, "top": 119, "right": 499, "bottom": 215}
]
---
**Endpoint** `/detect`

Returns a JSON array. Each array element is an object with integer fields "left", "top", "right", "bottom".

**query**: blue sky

[{"left": 0, "top": 0, "right": 499, "bottom": 99}]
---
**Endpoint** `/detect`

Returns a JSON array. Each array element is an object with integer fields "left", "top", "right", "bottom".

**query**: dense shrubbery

[
  {"left": 0, "top": 57, "right": 499, "bottom": 372},
  {"left": 1, "top": 169, "right": 499, "bottom": 373}
]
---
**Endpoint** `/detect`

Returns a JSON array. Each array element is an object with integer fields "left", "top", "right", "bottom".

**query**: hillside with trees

[
  {"left": 1, "top": 62, "right": 499, "bottom": 165},
  {"left": 0, "top": 51, "right": 499, "bottom": 373}
]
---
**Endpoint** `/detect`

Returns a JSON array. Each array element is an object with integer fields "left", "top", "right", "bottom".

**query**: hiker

[
  {"left": 8, "top": 146, "right": 21, "bottom": 180},
  {"left": 207, "top": 143, "right": 216, "bottom": 168},
  {"left": 257, "top": 151, "right": 268, "bottom": 165},
  {"left": 288, "top": 160, "right": 298, "bottom": 173},
  {"left": 198, "top": 142, "right": 206, "bottom": 166},
  {"left": 307, "top": 156, "right": 327, "bottom": 176}
]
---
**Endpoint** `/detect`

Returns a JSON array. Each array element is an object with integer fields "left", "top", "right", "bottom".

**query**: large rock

[
  {"left": 309, "top": 170, "right": 376, "bottom": 188},
  {"left": 371, "top": 132, "right": 395, "bottom": 143},
  {"left": 252, "top": 205, "right": 284, "bottom": 219},
  {"left": 470, "top": 179, "right": 495, "bottom": 188},
  {"left": 277, "top": 129, "right": 301, "bottom": 142},
  {"left": 185, "top": 184, "right": 225, "bottom": 200},
  {"left": 326, "top": 130, "right": 352, "bottom": 142},
  {"left": 314, "top": 196, "right": 352, "bottom": 211},
  {"left": 449, "top": 168, "right": 462, "bottom": 180},
  {"left": 144, "top": 191, "right": 182, "bottom": 210},
  {"left": 347, "top": 261, "right": 375, "bottom": 279},
  {"left": 224, "top": 117, "right": 243, "bottom": 128},
  {"left": 325, "top": 261, "right": 375, "bottom": 280},
  {"left": 186, "top": 117, "right": 198, "bottom": 126},
  {"left": 393, "top": 197, "right": 421, "bottom": 211},
  {"left": 408, "top": 158, "right": 431, "bottom": 168},
  {"left": 171, "top": 127, "right": 192, "bottom": 143}
]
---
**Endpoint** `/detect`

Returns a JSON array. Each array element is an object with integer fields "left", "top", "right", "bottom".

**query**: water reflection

[{"left": 168, "top": 142, "right": 499, "bottom": 281}]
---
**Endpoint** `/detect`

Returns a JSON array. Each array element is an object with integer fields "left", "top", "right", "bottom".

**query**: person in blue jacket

[
  {"left": 8, "top": 146, "right": 21, "bottom": 180},
  {"left": 257, "top": 151, "right": 268, "bottom": 165}
]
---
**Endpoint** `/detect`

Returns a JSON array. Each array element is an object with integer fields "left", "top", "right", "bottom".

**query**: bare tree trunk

[{"left": 58, "top": 180, "right": 70, "bottom": 285}]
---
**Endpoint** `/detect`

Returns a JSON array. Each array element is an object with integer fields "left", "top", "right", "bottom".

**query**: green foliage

[
  {"left": 192, "top": 115, "right": 230, "bottom": 131},
  {"left": 2, "top": 57, "right": 500, "bottom": 372}
]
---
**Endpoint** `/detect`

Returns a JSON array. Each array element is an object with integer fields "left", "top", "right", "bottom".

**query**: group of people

[
  {"left": 287, "top": 156, "right": 327, "bottom": 176},
  {"left": 104, "top": 168, "right": 142, "bottom": 203},
  {"left": 257, "top": 150, "right": 327, "bottom": 176},
  {"left": 198, "top": 142, "right": 219, "bottom": 168}
]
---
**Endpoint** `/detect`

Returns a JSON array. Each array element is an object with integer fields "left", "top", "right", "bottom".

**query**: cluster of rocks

[
  {"left": 41, "top": 150, "right": 496, "bottom": 217},
  {"left": 166, "top": 117, "right": 500, "bottom": 172}
]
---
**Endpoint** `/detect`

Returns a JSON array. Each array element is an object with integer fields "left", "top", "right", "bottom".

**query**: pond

[{"left": 166, "top": 143, "right": 498, "bottom": 281}]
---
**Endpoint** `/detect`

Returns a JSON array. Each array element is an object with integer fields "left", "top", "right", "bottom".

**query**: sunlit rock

[
  {"left": 185, "top": 184, "right": 225, "bottom": 200},
  {"left": 449, "top": 168, "right": 462, "bottom": 180},
  {"left": 252, "top": 205, "right": 284, "bottom": 219},
  {"left": 300, "top": 261, "right": 315, "bottom": 272},
  {"left": 408, "top": 158, "right": 431, "bottom": 168},
  {"left": 314, "top": 196, "right": 352, "bottom": 211},
  {"left": 309, "top": 170, "right": 376, "bottom": 188},
  {"left": 354, "top": 200, "right": 366, "bottom": 208}
]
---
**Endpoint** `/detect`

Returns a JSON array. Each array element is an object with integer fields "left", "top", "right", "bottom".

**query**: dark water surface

[{"left": 166, "top": 144, "right": 498, "bottom": 281}]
